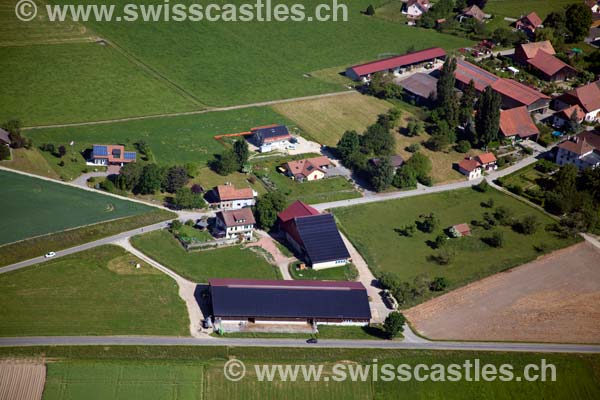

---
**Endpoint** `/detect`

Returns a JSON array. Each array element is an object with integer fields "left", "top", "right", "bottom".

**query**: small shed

[{"left": 450, "top": 223, "right": 471, "bottom": 237}]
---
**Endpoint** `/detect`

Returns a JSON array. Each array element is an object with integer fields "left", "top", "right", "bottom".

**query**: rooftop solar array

[
  {"left": 210, "top": 281, "right": 371, "bottom": 320},
  {"left": 294, "top": 214, "right": 350, "bottom": 264},
  {"left": 253, "top": 125, "right": 289, "bottom": 139},
  {"left": 92, "top": 145, "right": 108, "bottom": 156},
  {"left": 124, "top": 152, "right": 136, "bottom": 160}
]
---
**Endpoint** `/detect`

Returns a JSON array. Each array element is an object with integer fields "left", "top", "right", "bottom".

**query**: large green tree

[
  {"left": 565, "top": 3, "right": 592, "bottom": 42},
  {"left": 254, "top": 191, "right": 287, "bottom": 231},
  {"left": 436, "top": 57, "right": 459, "bottom": 128},
  {"left": 475, "top": 86, "right": 501, "bottom": 146},
  {"left": 383, "top": 312, "right": 406, "bottom": 339},
  {"left": 337, "top": 130, "right": 360, "bottom": 162},
  {"left": 361, "top": 123, "right": 395, "bottom": 156},
  {"left": 163, "top": 166, "right": 189, "bottom": 193},
  {"left": 136, "top": 164, "right": 164, "bottom": 195},
  {"left": 233, "top": 138, "right": 249, "bottom": 167},
  {"left": 369, "top": 157, "right": 395, "bottom": 192}
]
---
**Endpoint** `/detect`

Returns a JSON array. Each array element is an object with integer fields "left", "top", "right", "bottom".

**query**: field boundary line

[
  {"left": 22, "top": 91, "right": 356, "bottom": 130},
  {"left": 104, "top": 39, "right": 206, "bottom": 107}
]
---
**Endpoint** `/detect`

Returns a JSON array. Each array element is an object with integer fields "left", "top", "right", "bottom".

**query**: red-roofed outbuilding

[{"left": 346, "top": 47, "right": 446, "bottom": 81}]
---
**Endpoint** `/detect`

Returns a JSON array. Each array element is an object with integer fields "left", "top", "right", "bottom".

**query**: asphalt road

[{"left": 0, "top": 336, "right": 599, "bottom": 353}]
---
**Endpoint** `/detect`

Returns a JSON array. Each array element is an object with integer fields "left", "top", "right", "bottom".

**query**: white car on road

[{"left": 44, "top": 252, "right": 56, "bottom": 258}]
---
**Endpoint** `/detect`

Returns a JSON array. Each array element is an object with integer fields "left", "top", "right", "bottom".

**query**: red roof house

[
  {"left": 515, "top": 41, "right": 577, "bottom": 81},
  {"left": 346, "top": 47, "right": 446, "bottom": 80},
  {"left": 554, "top": 81, "right": 600, "bottom": 122},
  {"left": 278, "top": 200, "right": 320, "bottom": 226},
  {"left": 515, "top": 12, "right": 543, "bottom": 33},
  {"left": 284, "top": 156, "right": 332, "bottom": 181},
  {"left": 499, "top": 107, "right": 540, "bottom": 140}
]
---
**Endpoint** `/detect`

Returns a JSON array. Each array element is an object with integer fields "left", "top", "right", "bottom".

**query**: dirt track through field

[
  {"left": 406, "top": 242, "right": 600, "bottom": 344},
  {"left": 0, "top": 361, "right": 46, "bottom": 400}
]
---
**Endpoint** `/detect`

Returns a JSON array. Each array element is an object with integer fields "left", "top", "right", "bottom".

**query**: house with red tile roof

[
  {"left": 284, "top": 156, "right": 332, "bottom": 182},
  {"left": 345, "top": 47, "right": 446, "bottom": 81},
  {"left": 215, "top": 207, "right": 256, "bottom": 240},
  {"left": 211, "top": 184, "right": 257, "bottom": 210},
  {"left": 457, "top": 152, "right": 497, "bottom": 180},
  {"left": 454, "top": 59, "right": 550, "bottom": 113},
  {"left": 514, "top": 41, "right": 577, "bottom": 82},
  {"left": 554, "top": 81, "right": 600, "bottom": 122},
  {"left": 457, "top": 158, "right": 482, "bottom": 180},
  {"left": 499, "top": 107, "right": 540, "bottom": 141},
  {"left": 458, "top": 5, "right": 486, "bottom": 22},
  {"left": 515, "top": 12, "right": 543, "bottom": 34},
  {"left": 553, "top": 105, "right": 586, "bottom": 129},
  {"left": 556, "top": 131, "right": 600, "bottom": 170},
  {"left": 491, "top": 79, "right": 550, "bottom": 113}
]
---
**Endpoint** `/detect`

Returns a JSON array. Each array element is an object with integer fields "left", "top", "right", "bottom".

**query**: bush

[
  {"left": 428, "top": 248, "right": 455, "bottom": 265},
  {"left": 484, "top": 231, "right": 504, "bottom": 248},
  {"left": 406, "top": 143, "right": 421, "bottom": 153},
  {"left": 522, "top": 146, "right": 533, "bottom": 155},
  {"left": 171, "top": 220, "right": 182, "bottom": 230},
  {"left": 383, "top": 312, "right": 406, "bottom": 339},
  {"left": 455, "top": 140, "right": 471, "bottom": 153},
  {"left": 514, "top": 215, "right": 539, "bottom": 235},
  {"left": 474, "top": 180, "right": 490, "bottom": 192},
  {"left": 185, "top": 219, "right": 195, "bottom": 226},
  {"left": 365, "top": 4, "right": 375, "bottom": 15},
  {"left": 429, "top": 277, "right": 448, "bottom": 291},
  {"left": 99, "top": 178, "right": 115, "bottom": 192},
  {"left": 493, "top": 206, "right": 514, "bottom": 225},
  {"left": 417, "top": 175, "right": 433, "bottom": 186},
  {"left": 507, "top": 184, "right": 523, "bottom": 196}
]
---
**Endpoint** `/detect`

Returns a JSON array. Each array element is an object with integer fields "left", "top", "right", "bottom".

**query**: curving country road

[{"left": 0, "top": 336, "right": 599, "bottom": 354}]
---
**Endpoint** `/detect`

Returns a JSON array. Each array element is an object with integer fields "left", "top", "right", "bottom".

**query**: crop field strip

[
  {"left": 0, "top": 169, "right": 154, "bottom": 246},
  {"left": 0, "top": 361, "right": 46, "bottom": 400}
]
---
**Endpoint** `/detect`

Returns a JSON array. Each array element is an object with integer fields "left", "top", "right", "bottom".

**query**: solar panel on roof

[
  {"left": 92, "top": 145, "right": 108, "bottom": 156},
  {"left": 210, "top": 284, "right": 371, "bottom": 320},
  {"left": 124, "top": 152, "right": 136, "bottom": 160},
  {"left": 294, "top": 214, "right": 350, "bottom": 264}
]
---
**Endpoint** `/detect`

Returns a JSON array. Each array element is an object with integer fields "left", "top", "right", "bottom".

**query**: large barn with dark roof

[
  {"left": 209, "top": 279, "right": 371, "bottom": 331},
  {"left": 278, "top": 201, "right": 350, "bottom": 269}
]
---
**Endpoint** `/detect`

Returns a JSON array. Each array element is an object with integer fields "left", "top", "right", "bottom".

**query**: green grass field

[
  {"left": 44, "top": 361, "right": 204, "bottom": 400},
  {"left": 0, "top": 245, "right": 189, "bottom": 336},
  {"left": 73, "top": 0, "right": 470, "bottom": 107},
  {"left": 272, "top": 94, "right": 393, "bottom": 147},
  {"left": 0, "top": 42, "right": 197, "bottom": 126},
  {"left": 289, "top": 263, "right": 357, "bottom": 281},
  {"left": 485, "top": 0, "right": 579, "bottom": 20},
  {"left": 0, "top": 170, "right": 156, "bottom": 245},
  {"left": 0, "top": 209, "right": 175, "bottom": 267},
  {"left": 253, "top": 154, "right": 361, "bottom": 204},
  {"left": 26, "top": 107, "right": 291, "bottom": 169},
  {"left": 130, "top": 230, "right": 281, "bottom": 282},
  {"left": 22, "top": 348, "right": 600, "bottom": 400},
  {"left": 334, "top": 187, "right": 579, "bottom": 293}
]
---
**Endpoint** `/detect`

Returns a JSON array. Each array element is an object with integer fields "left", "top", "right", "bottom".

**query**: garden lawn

[
  {"left": 253, "top": 155, "right": 361, "bottom": 204},
  {"left": 130, "top": 230, "right": 281, "bottom": 282},
  {"left": 57, "top": 0, "right": 471, "bottom": 107},
  {"left": 289, "top": 263, "right": 357, "bottom": 281},
  {"left": 192, "top": 166, "right": 267, "bottom": 196},
  {"left": 0, "top": 42, "right": 197, "bottom": 126},
  {"left": 26, "top": 107, "right": 291, "bottom": 170},
  {"left": 0, "top": 245, "right": 189, "bottom": 336},
  {"left": 334, "top": 187, "right": 580, "bottom": 292},
  {"left": 271, "top": 93, "right": 393, "bottom": 147},
  {"left": 0, "top": 170, "right": 155, "bottom": 245}
]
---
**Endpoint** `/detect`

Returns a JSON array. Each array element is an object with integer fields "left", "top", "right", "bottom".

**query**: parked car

[
  {"left": 306, "top": 338, "right": 318, "bottom": 344},
  {"left": 44, "top": 252, "right": 56, "bottom": 258}
]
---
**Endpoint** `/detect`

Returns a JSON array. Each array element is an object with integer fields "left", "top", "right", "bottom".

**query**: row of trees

[
  {"left": 380, "top": 272, "right": 449, "bottom": 307},
  {"left": 101, "top": 162, "right": 205, "bottom": 209},
  {"left": 542, "top": 4, "right": 593, "bottom": 44},
  {"left": 212, "top": 138, "right": 250, "bottom": 175},
  {"left": 428, "top": 57, "right": 501, "bottom": 150},
  {"left": 1, "top": 120, "right": 31, "bottom": 160}
]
